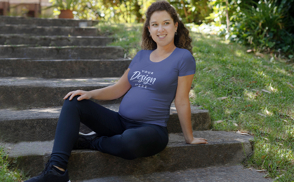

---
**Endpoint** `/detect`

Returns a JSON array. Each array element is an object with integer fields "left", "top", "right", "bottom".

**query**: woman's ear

[{"left": 175, "top": 22, "right": 178, "bottom": 31}]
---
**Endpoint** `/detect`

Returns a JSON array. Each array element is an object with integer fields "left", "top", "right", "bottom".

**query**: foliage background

[{"left": 46, "top": 0, "right": 294, "bottom": 58}]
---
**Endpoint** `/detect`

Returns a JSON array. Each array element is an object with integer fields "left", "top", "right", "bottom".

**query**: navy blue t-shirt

[{"left": 118, "top": 47, "right": 196, "bottom": 127}]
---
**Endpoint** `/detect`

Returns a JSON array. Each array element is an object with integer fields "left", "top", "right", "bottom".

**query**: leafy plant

[
  {"left": 229, "top": 0, "right": 294, "bottom": 55},
  {"left": 48, "top": 0, "right": 79, "bottom": 10}
]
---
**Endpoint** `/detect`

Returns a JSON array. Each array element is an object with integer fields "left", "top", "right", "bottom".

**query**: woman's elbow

[{"left": 174, "top": 97, "right": 190, "bottom": 107}]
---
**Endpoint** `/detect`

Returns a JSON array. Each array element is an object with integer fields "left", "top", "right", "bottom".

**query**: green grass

[
  {"left": 98, "top": 23, "right": 294, "bottom": 181},
  {"left": 97, "top": 21, "right": 143, "bottom": 59},
  {"left": 191, "top": 34, "right": 294, "bottom": 181},
  {"left": 0, "top": 148, "right": 23, "bottom": 182}
]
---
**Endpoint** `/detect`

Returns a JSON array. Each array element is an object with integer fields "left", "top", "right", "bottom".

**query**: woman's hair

[{"left": 141, "top": 1, "right": 193, "bottom": 54}]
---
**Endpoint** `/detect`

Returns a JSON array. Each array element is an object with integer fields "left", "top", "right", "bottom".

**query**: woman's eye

[
  {"left": 152, "top": 24, "right": 157, "bottom": 26},
  {"left": 165, "top": 22, "right": 169, "bottom": 25}
]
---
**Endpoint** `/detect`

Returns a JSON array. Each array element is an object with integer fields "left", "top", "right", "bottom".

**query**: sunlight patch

[{"left": 263, "top": 108, "right": 273, "bottom": 116}]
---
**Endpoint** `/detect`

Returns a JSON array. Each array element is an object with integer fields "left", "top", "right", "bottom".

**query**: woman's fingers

[
  {"left": 63, "top": 90, "right": 90, "bottom": 101},
  {"left": 190, "top": 138, "right": 208, "bottom": 144},
  {"left": 77, "top": 94, "right": 85, "bottom": 101},
  {"left": 63, "top": 90, "right": 83, "bottom": 100},
  {"left": 63, "top": 91, "right": 73, "bottom": 100}
]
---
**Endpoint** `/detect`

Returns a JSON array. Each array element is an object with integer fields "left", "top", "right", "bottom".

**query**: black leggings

[{"left": 50, "top": 97, "right": 169, "bottom": 169}]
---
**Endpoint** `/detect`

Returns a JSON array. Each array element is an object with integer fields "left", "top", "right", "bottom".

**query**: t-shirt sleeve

[
  {"left": 178, "top": 50, "right": 196, "bottom": 76},
  {"left": 128, "top": 50, "right": 142, "bottom": 69}
]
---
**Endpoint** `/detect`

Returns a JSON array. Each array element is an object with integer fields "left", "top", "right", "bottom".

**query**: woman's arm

[
  {"left": 64, "top": 68, "right": 131, "bottom": 101},
  {"left": 174, "top": 74, "right": 207, "bottom": 144}
]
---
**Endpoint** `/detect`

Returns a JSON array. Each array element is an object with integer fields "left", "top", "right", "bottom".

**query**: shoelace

[{"left": 38, "top": 161, "right": 51, "bottom": 176}]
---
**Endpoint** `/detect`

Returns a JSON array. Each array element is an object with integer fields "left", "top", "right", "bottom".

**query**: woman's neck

[{"left": 155, "top": 44, "right": 176, "bottom": 55}]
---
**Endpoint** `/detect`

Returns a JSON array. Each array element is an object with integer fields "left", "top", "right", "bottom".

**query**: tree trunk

[
  {"left": 181, "top": 0, "right": 189, "bottom": 23},
  {"left": 226, "top": 0, "right": 230, "bottom": 32}
]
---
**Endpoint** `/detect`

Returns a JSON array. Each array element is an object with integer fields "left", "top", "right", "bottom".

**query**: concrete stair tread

[
  {"left": 77, "top": 165, "right": 271, "bottom": 182},
  {"left": 1, "top": 24, "right": 98, "bottom": 29},
  {"left": 0, "top": 24, "right": 98, "bottom": 36},
  {"left": 0, "top": 34, "right": 111, "bottom": 39},
  {"left": 0, "top": 58, "right": 131, "bottom": 78},
  {"left": 0, "top": 77, "right": 124, "bottom": 109},
  {"left": 2, "top": 131, "right": 253, "bottom": 157},
  {"left": 0, "top": 58, "right": 130, "bottom": 61},
  {"left": 1, "top": 131, "right": 253, "bottom": 180},
  {"left": 0, "top": 103, "right": 206, "bottom": 121},
  {"left": 0, "top": 103, "right": 210, "bottom": 141},
  {"left": 0, "top": 16, "right": 99, "bottom": 27},
  {"left": 0, "top": 77, "right": 119, "bottom": 87},
  {"left": 0, "top": 45, "right": 119, "bottom": 48},
  {"left": 0, "top": 35, "right": 112, "bottom": 47},
  {"left": 0, "top": 46, "right": 124, "bottom": 59}
]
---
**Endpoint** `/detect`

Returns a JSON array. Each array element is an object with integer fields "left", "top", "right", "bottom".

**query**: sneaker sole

[{"left": 78, "top": 131, "right": 96, "bottom": 136}]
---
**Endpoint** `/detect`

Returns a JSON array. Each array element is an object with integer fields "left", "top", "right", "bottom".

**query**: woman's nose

[{"left": 158, "top": 25, "right": 165, "bottom": 32}]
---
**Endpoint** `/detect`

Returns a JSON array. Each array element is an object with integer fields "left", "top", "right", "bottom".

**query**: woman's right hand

[{"left": 63, "top": 90, "right": 92, "bottom": 101}]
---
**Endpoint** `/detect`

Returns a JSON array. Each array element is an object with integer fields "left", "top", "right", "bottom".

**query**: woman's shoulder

[
  {"left": 176, "top": 47, "right": 192, "bottom": 55},
  {"left": 175, "top": 47, "right": 193, "bottom": 60}
]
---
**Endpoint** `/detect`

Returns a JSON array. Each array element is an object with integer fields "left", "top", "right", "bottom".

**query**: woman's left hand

[{"left": 187, "top": 137, "right": 208, "bottom": 144}]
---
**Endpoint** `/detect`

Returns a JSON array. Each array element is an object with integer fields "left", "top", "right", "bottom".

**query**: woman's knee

[
  {"left": 63, "top": 96, "right": 91, "bottom": 108},
  {"left": 120, "top": 141, "right": 140, "bottom": 160}
]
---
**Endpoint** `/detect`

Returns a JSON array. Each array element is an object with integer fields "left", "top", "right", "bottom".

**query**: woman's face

[{"left": 148, "top": 10, "right": 178, "bottom": 49}]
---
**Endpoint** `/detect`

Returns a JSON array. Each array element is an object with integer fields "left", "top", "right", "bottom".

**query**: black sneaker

[
  {"left": 25, "top": 162, "right": 70, "bottom": 182},
  {"left": 73, "top": 131, "right": 99, "bottom": 150}
]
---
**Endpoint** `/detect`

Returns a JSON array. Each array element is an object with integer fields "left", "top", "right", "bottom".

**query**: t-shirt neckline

[{"left": 149, "top": 47, "right": 178, "bottom": 63}]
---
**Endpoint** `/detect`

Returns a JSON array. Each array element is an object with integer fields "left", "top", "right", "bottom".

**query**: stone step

[
  {"left": 0, "top": 104, "right": 210, "bottom": 142},
  {"left": 76, "top": 165, "right": 271, "bottom": 182},
  {"left": 0, "top": 77, "right": 120, "bottom": 109},
  {"left": 0, "top": 35, "right": 113, "bottom": 47},
  {"left": 1, "top": 131, "right": 253, "bottom": 181},
  {"left": 0, "top": 24, "right": 98, "bottom": 36},
  {"left": 0, "top": 58, "right": 131, "bottom": 78},
  {"left": 0, "top": 46, "right": 124, "bottom": 59},
  {"left": 0, "top": 16, "right": 99, "bottom": 27}
]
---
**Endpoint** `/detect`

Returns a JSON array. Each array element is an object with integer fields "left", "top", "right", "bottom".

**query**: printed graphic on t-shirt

[{"left": 130, "top": 70, "right": 156, "bottom": 89}]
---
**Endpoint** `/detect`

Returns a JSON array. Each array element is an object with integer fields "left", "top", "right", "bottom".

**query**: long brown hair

[{"left": 141, "top": 1, "right": 193, "bottom": 54}]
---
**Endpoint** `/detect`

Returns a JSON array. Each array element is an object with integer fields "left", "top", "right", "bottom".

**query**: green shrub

[
  {"left": 0, "top": 148, "right": 23, "bottom": 182},
  {"left": 230, "top": 0, "right": 294, "bottom": 58}
]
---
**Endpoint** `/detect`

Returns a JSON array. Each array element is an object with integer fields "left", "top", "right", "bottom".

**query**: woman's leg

[
  {"left": 50, "top": 96, "right": 125, "bottom": 170},
  {"left": 92, "top": 123, "right": 169, "bottom": 160}
]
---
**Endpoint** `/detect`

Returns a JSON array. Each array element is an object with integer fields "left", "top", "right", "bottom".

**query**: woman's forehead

[{"left": 150, "top": 11, "right": 173, "bottom": 22}]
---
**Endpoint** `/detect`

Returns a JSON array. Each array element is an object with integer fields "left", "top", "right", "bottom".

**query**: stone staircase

[{"left": 0, "top": 16, "right": 255, "bottom": 181}]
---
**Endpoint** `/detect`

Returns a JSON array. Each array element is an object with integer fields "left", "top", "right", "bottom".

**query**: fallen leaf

[
  {"left": 218, "top": 97, "right": 228, "bottom": 100},
  {"left": 258, "top": 113, "right": 267, "bottom": 117},
  {"left": 236, "top": 130, "right": 249, "bottom": 135},
  {"left": 287, "top": 82, "right": 294, "bottom": 88},
  {"left": 261, "top": 89, "right": 271, "bottom": 94},
  {"left": 214, "top": 120, "right": 223, "bottom": 124},
  {"left": 256, "top": 169, "right": 267, "bottom": 172},
  {"left": 233, "top": 97, "right": 241, "bottom": 99}
]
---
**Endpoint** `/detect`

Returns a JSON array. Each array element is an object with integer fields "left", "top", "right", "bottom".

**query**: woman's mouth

[{"left": 157, "top": 34, "right": 167, "bottom": 39}]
